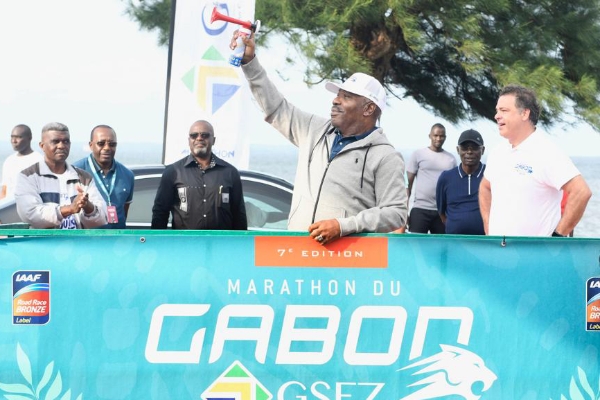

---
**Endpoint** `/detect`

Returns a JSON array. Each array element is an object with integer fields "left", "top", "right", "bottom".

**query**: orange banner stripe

[{"left": 254, "top": 236, "right": 388, "bottom": 268}]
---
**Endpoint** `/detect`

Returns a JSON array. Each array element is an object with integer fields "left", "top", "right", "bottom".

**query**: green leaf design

[
  {"left": 577, "top": 367, "right": 595, "bottom": 399},
  {"left": 59, "top": 389, "right": 71, "bottom": 400},
  {"left": 15, "top": 343, "right": 33, "bottom": 387},
  {"left": 569, "top": 376, "right": 587, "bottom": 400},
  {"left": 0, "top": 383, "right": 33, "bottom": 395},
  {"left": 44, "top": 371, "right": 62, "bottom": 400},
  {"left": 36, "top": 361, "right": 55, "bottom": 398}
]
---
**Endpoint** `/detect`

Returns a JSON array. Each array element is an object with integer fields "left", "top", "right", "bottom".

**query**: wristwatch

[{"left": 552, "top": 230, "right": 565, "bottom": 237}]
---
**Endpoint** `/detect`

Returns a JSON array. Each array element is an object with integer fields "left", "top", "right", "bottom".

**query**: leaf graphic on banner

[
  {"left": 16, "top": 343, "right": 33, "bottom": 386},
  {"left": 0, "top": 383, "right": 33, "bottom": 395},
  {"left": 553, "top": 368, "right": 600, "bottom": 400},
  {"left": 577, "top": 367, "right": 595, "bottom": 399},
  {"left": 36, "top": 361, "right": 55, "bottom": 398},
  {"left": 569, "top": 376, "right": 586, "bottom": 400},
  {"left": 3, "top": 394, "right": 33, "bottom": 400},
  {"left": 0, "top": 345, "right": 82, "bottom": 400},
  {"left": 44, "top": 371, "right": 63, "bottom": 400}
]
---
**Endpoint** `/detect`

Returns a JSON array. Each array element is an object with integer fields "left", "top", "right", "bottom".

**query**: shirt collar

[
  {"left": 511, "top": 128, "right": 540, "bottom": 152},
  {"left": 89, "top": 154, "right": 115, "bottom": 174},
  {"left": 457, "top": 162, "right": 484, "bottom": 178},
  {"left": 338, "top": 127, "right": 377, "bottom": 140},
  {"left": 184, "top": 153, "right": 218, "bottom": 170}
]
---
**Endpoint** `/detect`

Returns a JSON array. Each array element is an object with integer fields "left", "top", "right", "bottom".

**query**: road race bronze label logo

[{"left": 13, "top": 271, "right": 50, "bottom": 325}]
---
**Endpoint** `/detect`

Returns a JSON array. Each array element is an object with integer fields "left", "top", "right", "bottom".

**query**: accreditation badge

[{"left": 107, "top": 205, "right": 118, "bottom": 224}]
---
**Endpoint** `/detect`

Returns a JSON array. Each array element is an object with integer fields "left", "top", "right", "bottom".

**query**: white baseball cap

[{"left": 325, "top": 72, "right": 386, "bottom": 111}]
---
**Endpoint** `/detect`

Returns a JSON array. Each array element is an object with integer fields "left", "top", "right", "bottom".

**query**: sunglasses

[
  {"left": 189, "top": 132, "right": 212, "bottom": 140},
  {"left": 96, "top": 141, "right": 117, "bottom": 148}
]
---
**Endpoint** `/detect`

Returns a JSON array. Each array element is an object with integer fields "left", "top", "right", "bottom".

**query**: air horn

[
  {"left": 211, "top": 6, "right": 261, "bottom": 67},
  {"left": 210, "top": 6, "right": 261, "bottom": 33}
]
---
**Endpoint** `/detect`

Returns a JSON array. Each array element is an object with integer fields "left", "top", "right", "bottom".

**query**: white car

[{"left": 0, "top": 165, "right": 293, "bottom": 230}]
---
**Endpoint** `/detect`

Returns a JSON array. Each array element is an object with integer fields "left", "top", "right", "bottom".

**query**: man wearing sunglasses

[
  {"left": 73, "top": 125, "right": 134, "bottom": 229},
  {"left": 151, "top": 120, "right": 247, "bottom": 230}
]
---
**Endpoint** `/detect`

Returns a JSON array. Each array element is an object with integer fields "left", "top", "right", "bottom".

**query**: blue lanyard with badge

[{"left": 88, "top": 155, "right": 118, "bottom": 224}]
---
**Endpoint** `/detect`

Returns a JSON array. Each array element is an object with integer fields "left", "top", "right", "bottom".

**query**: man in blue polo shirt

[
  {"left": 436, "top": 129, "right": 486, "bottom": 235},
  {"left": 73, "top": 125, "right": 134, "bottom": 229}
]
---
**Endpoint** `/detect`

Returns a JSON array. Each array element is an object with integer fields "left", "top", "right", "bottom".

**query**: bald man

[{"left": 1, "top": 124, "right": 43, "bottom": 199}]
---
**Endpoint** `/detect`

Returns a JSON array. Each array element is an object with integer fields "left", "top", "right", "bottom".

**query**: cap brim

[
  {"left": 458, "top": 139, "right": 483, "bottom": 145},
  {"left": 325, "top": 81, "right": 342, "bottom": 94}
]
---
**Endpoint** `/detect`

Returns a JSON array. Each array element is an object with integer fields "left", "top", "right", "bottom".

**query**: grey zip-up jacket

[{"left": 242, "top": 58, "right": 408, "bottom": 235}]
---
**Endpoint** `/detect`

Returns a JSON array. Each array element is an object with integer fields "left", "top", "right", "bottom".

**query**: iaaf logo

[
  {"left": 147, "top": 304, "right": 497, "bottom": 399},
  {"left": 15, "top": 273, "right": 43, "bottom": 282}
]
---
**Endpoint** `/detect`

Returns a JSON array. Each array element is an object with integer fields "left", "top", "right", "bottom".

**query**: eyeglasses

[
  {"left": 96, "top": 141, "right": 117, "bottom": 148},
  {"left": 189, "top": 132, "right": 212, "bottom": 140}
]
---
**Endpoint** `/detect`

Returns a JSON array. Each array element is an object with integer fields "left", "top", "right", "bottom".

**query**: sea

[{"left": 1, "top": 142, "right": 599, "bottom": 238}]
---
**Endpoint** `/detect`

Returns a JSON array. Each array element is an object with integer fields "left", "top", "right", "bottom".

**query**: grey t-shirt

[{"left": 407, "top": 148, "right": 457, "bottom": 210}]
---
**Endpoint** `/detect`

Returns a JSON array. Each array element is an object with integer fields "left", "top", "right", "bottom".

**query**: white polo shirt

[{"left": 484, "top": 130, "right": 580, "bottom": 236}]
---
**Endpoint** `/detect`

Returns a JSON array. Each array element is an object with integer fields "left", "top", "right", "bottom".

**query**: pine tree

[{"left": 125, "top": 0, "right": 600, "bottom": 130}]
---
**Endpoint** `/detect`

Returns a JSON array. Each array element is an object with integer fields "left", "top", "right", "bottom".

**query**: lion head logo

[{"left": 398, "top": 344, "right": 497, "bottom": 400}]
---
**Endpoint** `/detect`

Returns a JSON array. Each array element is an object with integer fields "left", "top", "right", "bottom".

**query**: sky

[{"left": 2, "top": 0, "right": 600, "bottom": 157}]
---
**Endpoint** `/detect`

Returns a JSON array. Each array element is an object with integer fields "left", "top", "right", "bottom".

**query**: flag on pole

[{"left": 163, "top": 0, "right": 255, "bottom": 168}]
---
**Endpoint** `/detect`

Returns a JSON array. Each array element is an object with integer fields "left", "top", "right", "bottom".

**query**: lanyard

[{"left": 88, "top": 155, "right": 117, "bottom": 206}]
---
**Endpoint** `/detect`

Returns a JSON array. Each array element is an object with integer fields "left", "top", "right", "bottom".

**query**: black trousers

[{"left": 409, "top": 208, "right": 445, "bottom": 234}]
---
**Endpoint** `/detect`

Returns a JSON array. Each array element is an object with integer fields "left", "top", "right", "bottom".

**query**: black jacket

[{"left": 151, "top": 154, "right": 247, "bottom": 230}]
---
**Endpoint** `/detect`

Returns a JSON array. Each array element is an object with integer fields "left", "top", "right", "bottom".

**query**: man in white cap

[{"left": 232, "top": 32, "right": 407, "bottom": 244}]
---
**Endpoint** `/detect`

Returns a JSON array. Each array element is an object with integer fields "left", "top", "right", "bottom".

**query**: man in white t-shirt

[
  {"left": 480, "top": 85, "right": 592, "bottom": 237},
  {"left": 1, "top": 125, "right": 43, "bottom": 199}
]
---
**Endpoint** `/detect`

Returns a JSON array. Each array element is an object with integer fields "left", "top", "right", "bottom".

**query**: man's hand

[
  {"left": 230, "top": 29, "right": 256, "bottom": 64},
  {"left": 308, "top": 219, "right": 341, "bottom": 245},
  {"left": 73, "top": 184, "right": 94, "bottom": 215}
]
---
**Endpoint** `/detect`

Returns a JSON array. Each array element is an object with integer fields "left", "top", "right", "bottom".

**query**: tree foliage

[{"left": 124, "top": 0, "right": 600, "bottom": 130}]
